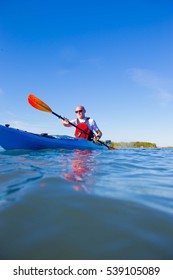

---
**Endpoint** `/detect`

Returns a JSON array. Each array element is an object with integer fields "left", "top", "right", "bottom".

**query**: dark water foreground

[{"left": 0, "top": 148, "right": 173, "bottom": 260}]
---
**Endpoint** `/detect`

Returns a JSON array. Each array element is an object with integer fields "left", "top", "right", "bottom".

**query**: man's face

[{"left": 75, "top": 106, "right": 85, "bottom": 119}]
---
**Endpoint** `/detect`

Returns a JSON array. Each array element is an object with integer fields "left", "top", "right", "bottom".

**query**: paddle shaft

[{"left": 52, "top": 111, "right": 111, "bottom": 149}]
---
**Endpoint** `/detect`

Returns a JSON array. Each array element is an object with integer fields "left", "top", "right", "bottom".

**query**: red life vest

[{"left": 75, "top": 118, "right": 94, "bottom": 141}]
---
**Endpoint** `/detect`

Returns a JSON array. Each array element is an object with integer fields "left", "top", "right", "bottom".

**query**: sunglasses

[{"left": 75, "top": 110, "right": 83, "bottom": 113}]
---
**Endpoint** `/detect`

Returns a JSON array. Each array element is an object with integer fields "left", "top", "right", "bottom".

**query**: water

[{"left": 0, "top": 147, "right": 173, "bottom": 260}]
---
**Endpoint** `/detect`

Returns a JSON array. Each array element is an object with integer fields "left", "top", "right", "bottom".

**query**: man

[{"left": 62, "top": 105, "right": 102, "bottom": 141}]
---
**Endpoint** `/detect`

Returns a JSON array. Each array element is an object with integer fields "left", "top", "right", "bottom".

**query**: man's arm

[{"left": 95, "top": 129, "right": 102, "bottom": 139}]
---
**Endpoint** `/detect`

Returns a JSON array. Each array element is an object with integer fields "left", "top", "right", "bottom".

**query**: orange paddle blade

[{"left": 28, "top": 94, "right": 52, "bottom": 113}]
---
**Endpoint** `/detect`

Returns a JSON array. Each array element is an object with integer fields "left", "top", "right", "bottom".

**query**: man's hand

[
  {"left": 62, "top": 118, "right": 71, "bottom": 127},
  {"left": 93, "top": 135, "right": 101, "bottom": 142}
]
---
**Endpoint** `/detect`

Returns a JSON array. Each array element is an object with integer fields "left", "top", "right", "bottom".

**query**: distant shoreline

[{"left": 110, "top": 141, "right": 173, "bottom": 149}]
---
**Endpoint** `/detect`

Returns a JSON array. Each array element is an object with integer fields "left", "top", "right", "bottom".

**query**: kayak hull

[{"left": 0, "top": 125, "right": 105, "bottom": 151}]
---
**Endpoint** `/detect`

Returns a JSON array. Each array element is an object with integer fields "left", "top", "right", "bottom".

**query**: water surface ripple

[{"left": 0, "top": 148, "right": 173, "bottom": 259}]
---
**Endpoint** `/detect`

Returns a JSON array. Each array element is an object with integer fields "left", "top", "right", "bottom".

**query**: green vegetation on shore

[{"left": 110, "top": 141, "right": 157, "bottom": 148}]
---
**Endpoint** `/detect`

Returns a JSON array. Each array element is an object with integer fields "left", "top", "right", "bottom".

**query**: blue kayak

[{"left": 0, "top": 124, "right": 106, "bottom": 151}]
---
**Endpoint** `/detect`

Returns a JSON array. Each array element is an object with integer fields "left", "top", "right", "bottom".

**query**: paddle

[{"left": 28, "top": 94, "right": 116, "bottom": 150}]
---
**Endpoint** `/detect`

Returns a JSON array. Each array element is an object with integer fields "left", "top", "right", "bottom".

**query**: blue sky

[{"left": 0, "top": 0, "right": 173, "bottom": 146}]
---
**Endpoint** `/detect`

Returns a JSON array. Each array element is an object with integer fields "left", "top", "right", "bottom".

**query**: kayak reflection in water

[{"left": 63, "top": 150, "right": 97, "bottom": 192}]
